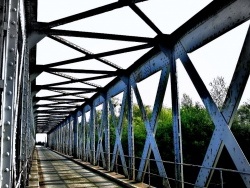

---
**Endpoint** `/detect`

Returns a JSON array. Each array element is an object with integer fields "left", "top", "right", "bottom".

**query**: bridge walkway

[{"left": 34, "top": 146, "right": 123, "bottom": 188}]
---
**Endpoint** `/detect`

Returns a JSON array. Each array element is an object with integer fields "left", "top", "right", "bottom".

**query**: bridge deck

[{"left": 35, "top": 146, "right": 122, "bottom": 188}]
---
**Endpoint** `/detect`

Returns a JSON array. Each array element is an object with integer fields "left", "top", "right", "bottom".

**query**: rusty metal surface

[{"left": 37, "top": 146, "right": 121, "bottom": 188}]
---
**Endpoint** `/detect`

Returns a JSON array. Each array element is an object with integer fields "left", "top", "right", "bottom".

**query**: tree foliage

[
  {"left": 94, "top": 88, "right": 250, "bottom": 187},
  {"left": 209, "top": 76, "right": 228, "bottom": 108}
]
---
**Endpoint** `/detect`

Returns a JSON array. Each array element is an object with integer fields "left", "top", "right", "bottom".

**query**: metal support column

[
  {"left": 0, "top": 0, "right": 19, "bottom": 186},
  {"left": 169, "top": 48, "right": 184, "bottom": 188},
  {"left": 81, "top": 110, "right": 86, "bottom": 161},
  {"left": 90, "top": 104, "right": 96, "bottom": 165},
  {"left": 73, "top": 113, "right": 79, "bottom": 158},
  {"left": 103, "top": 94, "right": 110, "bottom": 171},
  {"left": 127, "top": 78, "right": 135, "bottom": 180}
]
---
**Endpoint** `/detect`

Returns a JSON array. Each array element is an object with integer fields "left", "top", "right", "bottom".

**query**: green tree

[
  {"left": 209, "top": 76, "right": 228, "bottom": 108},
  {"left": 181, "top": 93, "right": 193, "bottom": 108}
]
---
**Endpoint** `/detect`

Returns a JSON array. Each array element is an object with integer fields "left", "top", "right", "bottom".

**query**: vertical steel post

[
  {"left": 127, "top": 79, "right": 135, "bottom": 180},
  {"left": 90, "top": 104, "right": 96, "bottom": 165},
  {"left": 160, "top": 44, "right": 184, "bottom": 188},
  {"left": 62, "top": 122, "right": 65, "bottom": 154},
  {"left": 77, "top": 115, "right": 81, "bottom": 159},
  {"left": 81, "top": 110, "right": 86, "bottom": 161},
  {"left": 103, "top": 94, "right": 110, "bottom": 171},
  {"left": 0, "top": 0, "right": 19, "bottom": 186},
  {"left": 170, "top": 49, "right": 184, "bottom": 188},
  {"left": 0, "top": 0, "right": 6, "bottom": 72},
  {"left": 19, "top": 49, "right": 29, "bottom": 187},
  {"left": 73, "top": 113, "right": 79, "bottom": 158}
]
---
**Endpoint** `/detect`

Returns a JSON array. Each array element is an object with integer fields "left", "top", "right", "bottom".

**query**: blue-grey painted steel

[
  {"left": 132, "top": 80, "right": 169, "bottom": 186},
  {"left": 127, "top": 78, "right": 135, "bottom": 180},
  {"left": 90, "top": 104, "right": 96, "bottom": 165},
  {"left": 0, "top": 0, "right": 19, "bottom": 186},
  {"left": 170, "top": 49, "right": 184, "bottom": 188},
  {"left": 103, "top": 94, "right": 110, "bottom": 171},
  {"left": 160, "top": 45, "right": 184, "bottom": 187},
  {"left": 178, "top": 42, "right": 250, "bottom": 187},
  {"left": 96, "top": 103, "right": 106, "bottom": 168},
  {"left": 195, "top": 25, "right": 250, "bottom": 187},
  {"left": 81, "top": 110, "right": 86, "bottom": 161},
  {"left": 180, "top": 0, "right": 250, "bottom": 53},
  {"left": 73, "top": 113, "right": 78, "bottom": 157},
  {"left": 110, "top": 90, "right": 128, "bottom": 177},
  {"left": 135, "top": 56, "right": 171, "bottom": 187}
]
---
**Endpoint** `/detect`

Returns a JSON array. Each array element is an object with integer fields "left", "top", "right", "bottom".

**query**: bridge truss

[{"left": 0, "top": 0, "right": 250, "bottom": 187}]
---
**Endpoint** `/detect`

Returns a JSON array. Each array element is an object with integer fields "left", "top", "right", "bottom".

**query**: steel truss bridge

[{"left": 0, "top": 0, "right": 250, "bottom": 187}]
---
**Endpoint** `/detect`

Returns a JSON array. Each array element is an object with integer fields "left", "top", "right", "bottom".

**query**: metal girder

[
  {"left": 43, "top": 43, "right": 152, "bottom": 68},
  {"left": 160, "top": 45, "right": 184, "bottom": 188},
  {"left": 110, "top": 91, "right": 129, "bottom": 176},
  {"left": 32, "top": 29, "right": 154, "bottom": 43},
  {"left": 34, "top": 86, "right": 97, "bottom": 92},
  {"left": 90, "top": 103, "right": 96, "bottom": 165},
  {"left": 37, "top": 66, "right": 118, "bottom": 75},
  {"left": 0, "top": 0, "right": 20, "bottom": 186},
  {"left": 35, "top": 2, "right": 126, "bottom": 29},
  {"left": 48, "top": 35, "right": 122, "bottom": 70},
  {"left": 177, "top": 41, "right": 250, "bottom": 187},
  {"left": 135, "top": 53, "right": 171, "bottom": 187},
  {"left": 126, "top": 78, "right": 135, "bottom": 180},
  {"left": 195, "top": 24, "right": 250, "bottom": 187},
  {"left": 129, "top": 3, "right": 162, "bottom": 35},
  {"left": 46, "top": 90, "right": 89, "bottom": 99},
  {"left": 32, "top": 0, "right": 147, "bottom": 29},
  {"left": 73, "top": 113, "right": 79, "bottom": 157},
  {"left": 50, "top": 72, "right": 102, "bottom": 88},
  {"left": 0, "top": 0, "right": 6, "bottom": 76},
  {"left": 175, "top": 0, "right": 250, "bottom": 53},
  {"left": 131, "top": 80, "right": 169, "bottom": 186},
  {"left": 95, "top": 107, "right": 106, "bottom": 168}
]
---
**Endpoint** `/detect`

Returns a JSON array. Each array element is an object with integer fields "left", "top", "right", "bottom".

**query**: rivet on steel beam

[
  {"left": 9, "top": 62, "right": 14, "bottom": 66},
  {"left": 4, "top": 184, "right": 8, "bottom": 188},
  {"left": 6, "top": 106, "right": 11, "bottom": 110},
  {"left": 8, "top": 91, "right": 12, "bottom": 95},
  {"left": 11, "top": 21, "right": 16, "bottom": 25},
  {"left": 12, "top": 8, "right": 17, "bottom": 12},
  {"left": 10, "top": 48, "right": 14, "bottom": 52},
  {"left": 7, "top": 136, "right": 10, "bottom": 141},
  {"left": 5, "top": 168, "right": 9, "bottom": 172},
  {"left": 5, "top": 121, "right": 10, "bottom": 126},
  {"left": 6, "top": 152, "right": 9, "bottom": 156},
  {"left": 10, "top": 34, "right": 15, "bottom": 38},
  {"left": 8, "top": 76, "right": 13, "bottom": 80}
]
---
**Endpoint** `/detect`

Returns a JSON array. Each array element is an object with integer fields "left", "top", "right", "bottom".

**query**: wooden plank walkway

[{"left": 36, "top": 146, "right": 122, "bottom": 188}]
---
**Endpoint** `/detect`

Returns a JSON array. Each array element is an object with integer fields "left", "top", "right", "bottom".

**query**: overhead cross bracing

[{"left": 1, "top": 0, "right": 250, "bottom": 187}]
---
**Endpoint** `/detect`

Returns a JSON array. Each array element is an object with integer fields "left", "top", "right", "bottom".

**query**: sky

[{"left": 35, "top": 0, "right": 250, "bottom": 141}]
